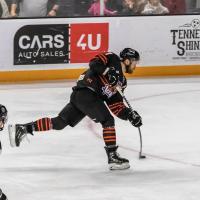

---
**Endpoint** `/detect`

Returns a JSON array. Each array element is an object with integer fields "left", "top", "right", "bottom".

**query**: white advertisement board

[{"left": 0, "top": 15, "right": 200, "bottom": 72}]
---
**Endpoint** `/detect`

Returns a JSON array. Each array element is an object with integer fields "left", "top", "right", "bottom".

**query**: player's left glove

[
  {"left": 128, "top": 110, "right": 142, "bottom": 127},
  {"left": 107, "top": 68, "right": 119, "bottom": 86}
]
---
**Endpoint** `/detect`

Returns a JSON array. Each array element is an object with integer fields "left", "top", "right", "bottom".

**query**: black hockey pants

[{"left": 52, "top": 88, "right": 114, "bottom": 130}]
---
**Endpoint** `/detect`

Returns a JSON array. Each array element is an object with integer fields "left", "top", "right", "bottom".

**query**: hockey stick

[{"left": 116, "top": 86, "right": 146, "bottom": 159}]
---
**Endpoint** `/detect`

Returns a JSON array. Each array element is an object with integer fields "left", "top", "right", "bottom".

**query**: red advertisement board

[{"left": 70, "top": 23, "right": 109, "bottom": 63}]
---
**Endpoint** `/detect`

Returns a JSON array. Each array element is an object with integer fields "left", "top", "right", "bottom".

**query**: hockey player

[
  {"left": 0, "top": 105, "right": 7, "bottom": 131},
  {"left": 0, "top": 104, "right": 8, "bottom": 152},
  {"left": 8, "top": 48, "right": 142, "bottom": 170},
  {"left": 0, "top": 189, "right": 7, "bottom": 200}
]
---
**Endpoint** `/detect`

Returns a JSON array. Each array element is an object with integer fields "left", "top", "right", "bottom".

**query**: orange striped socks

[
  {"left": 34, "top": 118, "right": 52, "bottom": 132},
  {"left": 103, "top": 127, "right": 116, "bottom": 146}
]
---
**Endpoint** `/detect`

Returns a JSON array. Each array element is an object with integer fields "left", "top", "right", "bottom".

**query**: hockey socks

[
  {"left": 103, "top": 127, "right": 116, "bottom": 146},
  {"left": 33, "top": 118, "right": 52, "bottom": 132}
]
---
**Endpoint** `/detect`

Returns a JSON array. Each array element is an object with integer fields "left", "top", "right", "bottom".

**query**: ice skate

[
  {"left": 105, "top": 145, "right": 130, "bottom": 170},
  {"left": 8, "top": 124, "right": 33, "bottom": 147}
]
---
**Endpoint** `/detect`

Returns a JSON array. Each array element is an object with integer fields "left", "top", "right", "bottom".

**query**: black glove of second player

[
  {"left": 128, "top": 110, "right": 142, "bottom": 127},
  {"left": 107, "top": 68, "right": 119, "bottom": 86}
]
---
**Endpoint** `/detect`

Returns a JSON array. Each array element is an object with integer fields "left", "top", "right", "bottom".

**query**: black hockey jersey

[{"left": 73, "top": 52, "right": 130, "bottom": 120}]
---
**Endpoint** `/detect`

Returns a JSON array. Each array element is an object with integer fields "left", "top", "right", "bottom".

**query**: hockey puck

[{"left": 139, "top": 155, "right": 146, "bottom": 159}]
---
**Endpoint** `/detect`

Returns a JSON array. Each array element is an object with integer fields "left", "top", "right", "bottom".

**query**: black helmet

[
  {"left": 0, "top": 105, "right": 7, "bottom": 131},
  {"left": 120, "top": 48, "right": 140, "bottom": 61}
]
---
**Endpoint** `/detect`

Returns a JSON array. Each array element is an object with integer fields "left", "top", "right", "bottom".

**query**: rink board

[
  {"left": 0, "top": 15, "right": 200, "bottom": 82},
  {"left": 0, "top": 65, "right": 200, "bottom": 82}
]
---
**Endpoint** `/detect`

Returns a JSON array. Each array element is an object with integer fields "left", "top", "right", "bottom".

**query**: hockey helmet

[
  {"left": 0, "top": 105, "right": 7, "bottom": 131},
  {"left": 120, "top": 48, "right": 140, "bottom": 61}
]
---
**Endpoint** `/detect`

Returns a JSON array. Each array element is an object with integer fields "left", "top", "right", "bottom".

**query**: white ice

[{"left": 1, "top": 76, "right": 200, "bottom": 200}]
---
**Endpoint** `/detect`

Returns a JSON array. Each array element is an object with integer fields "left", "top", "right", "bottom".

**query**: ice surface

[{"left": 1, "top": 76, "right": 200, "bottom": 200}]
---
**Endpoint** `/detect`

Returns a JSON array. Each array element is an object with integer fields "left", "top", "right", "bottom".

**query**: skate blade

[
  {"left": 109, "top": 162, "right": 130, "bottom": 170},
  {"left": 8, "top": 124, "right": 17, "bottom": 147}
]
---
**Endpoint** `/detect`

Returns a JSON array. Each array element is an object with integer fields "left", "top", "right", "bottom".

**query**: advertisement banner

[
  {"left": 0, "top": 16, "right": 200, "bottom": 72},
  {"left": 70, "top": 23, "right": 109, "bottom": 63},
  {"left": 170, "top": 19, "right": 200, "bottom": 61},
  {"left": 14, "top": 24, "right": 69, "bottom": 65},
  {"left": 13, "top": 23, "right": 109, "bottom": 65}
]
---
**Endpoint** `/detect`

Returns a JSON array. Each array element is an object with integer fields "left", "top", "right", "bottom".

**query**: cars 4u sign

[{"left": 14, "top": 23, "right": 109, "bottom": 65}]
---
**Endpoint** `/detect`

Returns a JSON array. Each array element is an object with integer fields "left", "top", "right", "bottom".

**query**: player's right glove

[
  {"left": 127, "top": 110, "right": 142, "bottom": 127},
  {"left": 107, "top": 68, "right": 119, "bottom": 86}
]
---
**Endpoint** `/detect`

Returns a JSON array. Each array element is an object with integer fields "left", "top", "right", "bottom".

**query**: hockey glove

[
  {"left": 107, "top": 68, "right": 119, "bottom": 86},
  {"left": 128, "top": 110, "right": 142, "bottom": 127}
]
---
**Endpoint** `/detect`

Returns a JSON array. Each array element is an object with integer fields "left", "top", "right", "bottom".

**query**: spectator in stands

[
  {"left": 185, "top": 0, "right": 200, "bottom": 13},
  {"left": 121, "top": 0, "right": 138, "bottom": 15},
  {"left": 136, "top": 0, "right": 148, "bottom": 14},
  {"left": 185, "top": 0, "right": 196, "bottom": 13},
  {"left": 10, "top": 0, "right": 59, "bottom": 17},
  {"left": 88, "top": 0, "right": 117, "bottom": 16},
  {"left": 106, "top": 0, "right": 123, "bottom": 13},
  {"left": 5, "top": 0, "right": 12, "bottom": 12},
  {"left": 142, "top": 0, "right": 169, "bottom": 14},
  {"left": 196, "top": 0, "right": 200, "bottom": 10},
  {"left": 120, "top": 0, "right": 148, "bottom": 15},
  {"left": 107, "top": 0, "right": 147, "bottom": 15},
  {"left": 57, "top": 0, "right": 74, "bottom": 17},
  {"left": 74, "top": 0, "right": 91, "bottom": 16},
  {"left": 162, "top": 0, "right": 186, "bottom": 14},
  {"left": 0, "top": 0, "right": 9, "bottom": 17}
]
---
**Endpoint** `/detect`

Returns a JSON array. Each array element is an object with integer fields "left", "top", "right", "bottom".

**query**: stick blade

[{"left": 139, "top": 153, "right": 146, "bottom": 159}]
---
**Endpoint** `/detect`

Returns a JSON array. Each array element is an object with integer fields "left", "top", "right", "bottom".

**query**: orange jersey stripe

[
  {"left": 98, "top": 54, "right": 107, "bottom": 65},
  {"left": 112, "top": 104, "right": 124, "bottom": 110},
  {"left": 109, "top": 102, "right": 124, "bottom": 108},
  {"left": 115, "top": 108, "right": 124, "bottom": 116},
  {"left": 102, "top": 76, "right": 109, "bottom": 84},
  {"left": 99, "top": 76, "right": 107, "bottom": 85},
  {"left": 109, "top": 104, "right": 124, "bottom": 110},
  {"left": 100, "top": 53, "right": 108, "bottom": 63}
]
